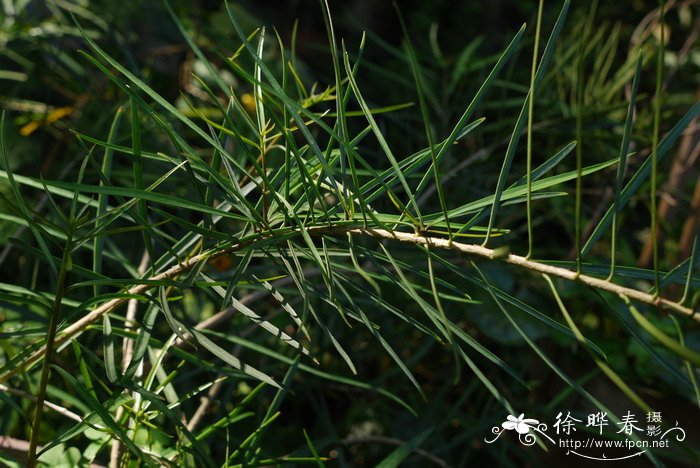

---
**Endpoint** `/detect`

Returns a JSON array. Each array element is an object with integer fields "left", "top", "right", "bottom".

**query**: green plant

[{"left": 1, "top": 0, "right": 699, "bottom": 466}]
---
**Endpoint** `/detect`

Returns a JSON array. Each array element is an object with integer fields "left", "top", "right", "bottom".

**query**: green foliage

[{"left": 0, "top": 0, "right": 699, "bottom": 466}]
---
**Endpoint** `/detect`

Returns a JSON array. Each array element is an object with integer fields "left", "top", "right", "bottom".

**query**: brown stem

[
  {"left": 2, "top": 225, "right": 696, "bottom": 386},
  {"left": 639, "top": 112, "right": 700, "bottom": 268}
]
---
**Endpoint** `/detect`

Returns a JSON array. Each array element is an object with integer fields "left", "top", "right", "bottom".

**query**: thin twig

[
  {"left": 109, "top": 250, "right": 150, "bottom": 468},
  {"left": 639, "top": 110, "right": 700, "bottom": 268},
  {"left": 182, "top": 272, "right": 315, "bottom": 430},
  {"left": 0, "top": 384, "right": 82, "bottom": 423},
  {"left": 173, "top": 268, "right": 319, "bottom": 349},
  {"left": 122, "top": 251, "right": 151, "bottom": 370},
  {"left": 186, "top": 378, "right": 224, "bottom": 432},
  {"left": 2, "top": 225, "right": 696, "bottom": 384},
  {"left": 349, "top": 228, "right": 695, "bottom": 318}
]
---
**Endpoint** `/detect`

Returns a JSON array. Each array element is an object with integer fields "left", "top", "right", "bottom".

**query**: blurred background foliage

[{"left": 1, "top": 0, "right": 699, "bottom": 466}]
